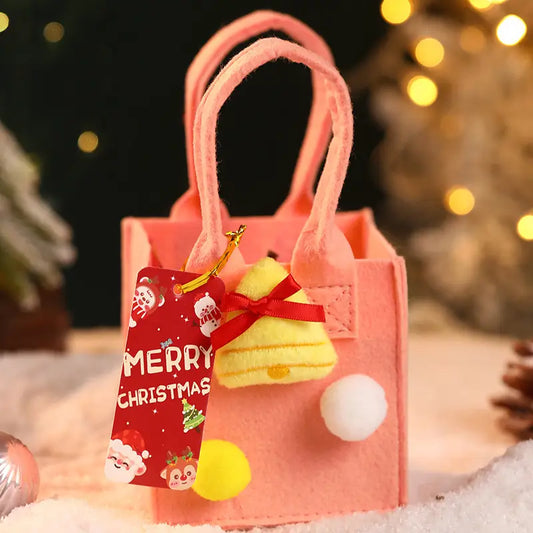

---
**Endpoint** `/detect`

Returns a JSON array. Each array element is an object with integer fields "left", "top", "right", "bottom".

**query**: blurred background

[{"left": 0, "top": 0, "right": 531, "bottom": 350}]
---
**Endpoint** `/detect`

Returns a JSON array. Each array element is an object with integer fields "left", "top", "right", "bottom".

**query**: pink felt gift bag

[
  {"left": 121, "top": 10, "right": 336, "bottom": 331},
  {"left": 149, "top": 37, "right": 408, "bottom": 528}
]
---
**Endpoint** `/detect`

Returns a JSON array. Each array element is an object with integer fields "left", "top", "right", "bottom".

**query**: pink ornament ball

[{"left": 0, "top": 432, "right": 39, "bottom": 518}]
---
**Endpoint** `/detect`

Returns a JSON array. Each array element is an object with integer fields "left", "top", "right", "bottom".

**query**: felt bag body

[
  {"left": 149, "top": 38, "right": 408, "bottom": 528},
  {"left": 121, "top": 10, "right": 336, "bottom": 331}
]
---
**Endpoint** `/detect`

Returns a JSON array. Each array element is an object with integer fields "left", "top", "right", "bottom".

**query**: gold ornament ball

[{"left": 0, "top": 432, "right": 40, "bottom": 517}]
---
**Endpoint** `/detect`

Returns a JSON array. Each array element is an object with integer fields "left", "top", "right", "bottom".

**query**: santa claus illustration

[{"left": 104, "top": 429, "right": 149, "bottom": 484}]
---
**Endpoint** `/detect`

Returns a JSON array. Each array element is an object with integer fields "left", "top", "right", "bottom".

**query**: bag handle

[
  {"left": 170, "top": 10, "right": 334, "bottom": 219},
  {"left": 187, "top": 37, "right": 354, "bottom": 288}
]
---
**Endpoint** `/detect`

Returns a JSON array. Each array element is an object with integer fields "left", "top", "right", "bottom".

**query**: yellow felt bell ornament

[{"left": 211, "top": 257, "right": 337, "bottom": 388}]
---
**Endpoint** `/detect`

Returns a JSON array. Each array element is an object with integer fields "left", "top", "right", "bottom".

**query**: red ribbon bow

[{"left": 210, "top": 274, "right": 325, "bottom": 352}]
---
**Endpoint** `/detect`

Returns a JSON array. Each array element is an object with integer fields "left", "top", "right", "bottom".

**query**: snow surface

[
  {"left": 2, "top": 443, "right": 533, "bottom": 532},
  {"left": 1, "top": 350, "right": 532, "bottom": 532}
]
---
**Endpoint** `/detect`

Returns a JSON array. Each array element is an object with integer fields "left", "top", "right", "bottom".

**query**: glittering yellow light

[
  {"left": 496, "top": 15, "right": 527, "bottom": 46},
  {"left": 468, "top": 0, "right": 492, "bottom": 10},
  {"left": 445, "top": 186, "right": 476, "bottom": 216},
  {"left": 406, "top": 75, "right": 438, "bottom": 107},
  {"left": 414, "top": 37, "right": 445, "bottom": 68},
  {"left": 459, "top": 26, "right": 486, "bottom": 53},
  {"left": 380, "top": 0, "right": 412, "bottom": 25},
  {"left": 490, "top": 0, "right": 507, "bottom": 4},
  {"left": 0, "top": 12, "right": 9, "bottom": 33},
  {"left": 517, "top": 214, "right": 533, "bottom": 241},
  {"left": 78, "top": 131, "right": 99, "bottom": 153},
  {"left": 43, "top": 22, "right": 64, "bottom": 43}
]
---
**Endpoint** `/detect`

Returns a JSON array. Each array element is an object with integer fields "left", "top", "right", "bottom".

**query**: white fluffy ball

[{"left": 320, "top": 374, "right": 388, "bottom": 441}]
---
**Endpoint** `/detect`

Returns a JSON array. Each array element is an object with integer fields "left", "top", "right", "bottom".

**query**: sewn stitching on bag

[
  {"left": 392, "top": 258, "right": 407, "bottom": 504},
  {"left": 304, "top": 285, "right": 354, "bottom": 336},
  {"left": 161, "top": 503, "right": 394, "bottom": 525}
]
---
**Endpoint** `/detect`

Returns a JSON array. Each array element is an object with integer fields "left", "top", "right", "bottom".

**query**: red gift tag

[{"left": 105, "top": 267, "right": 225, "bottom": 490}]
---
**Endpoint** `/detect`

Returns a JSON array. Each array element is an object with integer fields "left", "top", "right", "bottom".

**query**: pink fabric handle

[
  {"left": 187, "top": 37, "right": 354, "bottom": 280},
  {"left": 170, "top": 10, "right": 334, "bottom": 219}
]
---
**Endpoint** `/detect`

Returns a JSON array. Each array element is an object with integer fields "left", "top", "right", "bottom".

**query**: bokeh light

[
  {"left": 43, "top": 22, "right": 65, "bottom": 43},
  {"left": 380, "top": 0, "right": 412, "bottom": 25},
  {"left": 0, "top": 12, "right": 9, "bottom": 33},
  {"left": 459, "top": 26, "right": 486, "bottom": 53},
  {"left": 414, "top": 37, "right": 445, "bottom": 67},
  {"left": 78, "top": 131, "right": 99, "bottom": 153},
  {"left": 496, "top": 15, "right": 527, "bottom": 46},
  {"left": 407, "top": 75, "right": 438, "bottom": 107},
  {"left": 468, "top": 0, "right": 492, "bottom": 10},
  {"left": 445, "top": 186, "right": 476, "bottom": 216},
  {"left": 516, "top": 214, "right": 533, "bottom": 241}
]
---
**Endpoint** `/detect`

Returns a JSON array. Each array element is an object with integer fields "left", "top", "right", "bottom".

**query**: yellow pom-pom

[{"left": 192, "top": 440, "right": 251, "bottom": 501}]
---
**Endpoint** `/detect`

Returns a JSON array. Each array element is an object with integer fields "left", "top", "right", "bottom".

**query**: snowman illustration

[{"left": 193, "top": 292, "right": 222, "bottom": 337}]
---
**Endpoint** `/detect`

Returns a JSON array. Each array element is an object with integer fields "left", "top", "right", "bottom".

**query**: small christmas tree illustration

[{"left": 182, "top": 398, "right": 205, "bottom": 433}]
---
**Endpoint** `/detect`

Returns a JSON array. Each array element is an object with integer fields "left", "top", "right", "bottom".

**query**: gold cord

[{"left": 173, "top": 225, "right": 246, "bottom": 295}]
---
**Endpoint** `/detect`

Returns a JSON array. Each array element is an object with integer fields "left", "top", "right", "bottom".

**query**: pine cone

[
  {"left": 491, "top": 339, "right": 533, "bottom": 440},
  {"left": 513, "top": 340, "right": 533, "bottom": 357}
]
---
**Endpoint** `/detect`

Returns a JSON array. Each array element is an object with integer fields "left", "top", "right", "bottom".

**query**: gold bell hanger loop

[{"left": 173, "top": 225, "right": 246, "bottom": 296}]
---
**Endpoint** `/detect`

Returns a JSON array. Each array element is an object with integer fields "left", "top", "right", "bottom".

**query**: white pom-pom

[
  {"left": 320, "top": 374, "right": 388, "bottom": 442},
  {"left": 142, "top": 450, "right": 149, "bottom": 459}
]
